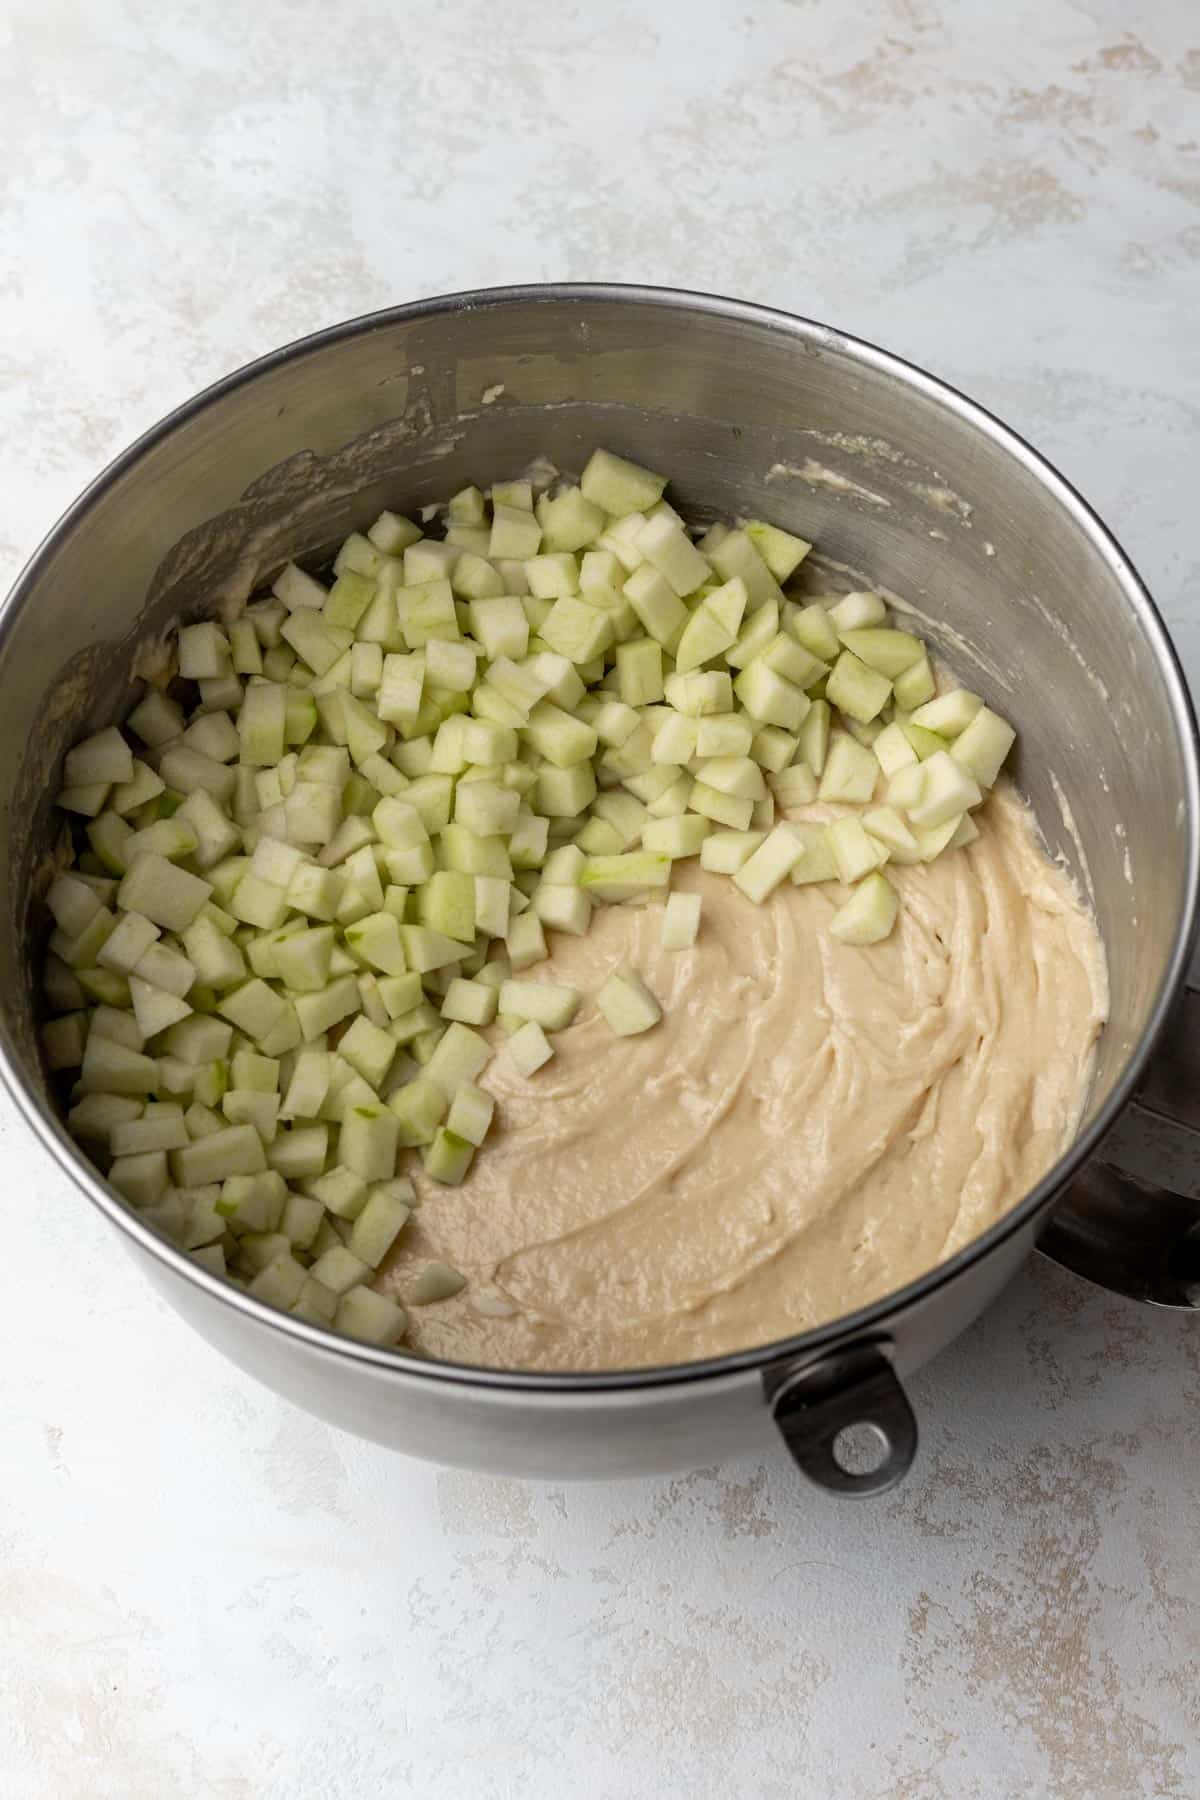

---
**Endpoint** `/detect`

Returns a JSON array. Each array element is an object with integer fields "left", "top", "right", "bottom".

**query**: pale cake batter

[{"left": 379, "top": 783, "right": 1107, "bottom": 1369}]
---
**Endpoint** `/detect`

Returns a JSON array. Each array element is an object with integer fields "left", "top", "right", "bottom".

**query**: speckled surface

[{"left": 2, "top": 3, "right": 1199, "bottom": 1794}]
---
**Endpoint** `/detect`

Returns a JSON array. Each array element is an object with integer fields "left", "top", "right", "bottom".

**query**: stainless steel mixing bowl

[{"left": 2, "top": 285, "right": 1197, "bottom": 1494}]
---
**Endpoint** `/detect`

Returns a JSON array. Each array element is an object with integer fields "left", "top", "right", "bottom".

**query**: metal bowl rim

[{"left": 2, "top": 280, "right": 1196, "bottom": 1395}]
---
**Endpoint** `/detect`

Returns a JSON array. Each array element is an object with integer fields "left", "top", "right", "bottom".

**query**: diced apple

[
  {"left": 828, "top": 591, "right": 887, "bottom": 633},
  {"left": 498, "top": 980, "right": 581, "bottom": 1032},
  {"left": 699, "top": 828, "right": 765, "bottom": 874},
  {"left": 642, "top": 814, "right": 710, "bottom": 858},
  {"left": 624, "top": 565, "right": 688, "bottom": 645},
  {"left": 109, "top": 1148, "right": 169, "bottom": 1208},
  {"left": 532, "top": 884, "right": 592, "bottom": 936},
  {"left": 425, "top": 1021, "right": 491, "bottom": 1097},
  {"left": 893, "top": 654, "right": 936, "bottom": 711},
  {"left": 127, "top": 689, "right": 186, "bottom": 748},
  {"left": 660, "top": 891, "right": 702, "bottom": 950},
  {"left": 280, "top": 1049, "right": 332, "bottom": 1120},
  {"left": 664, "top": 670, "right": 733, "bottom": 717},
  {"left": 129, "top": 977, "right": 192, "bottom": 1040},
  {"left": 769, "top": 765, "right": 818, "bottom": 808},
  {"left": 635, "top": 514, "right": 710, "bottom": 596},
  {"left": 838, "top": 628, "right": 924, "bottom": 677},
  {"left": 788, "top": 822, "right": 840, "bottom": 884},
  {"left": 759, "top": 632, "right": 825, "bottom": 690},
  {"left": 340, "top": 1104, "right": 401, "bottom": 1182},
  {"left": 117, "top": 855, "right": 212, "bottom": 932},
  {"left": 293, "top": 974, "right": 362, "bottom": 1040},
  {"left": 790, "top": 603, "right": 841, "bottom": 662},
  {"left": 733, "top": 824, "right": 805, "bottom": 902},
  {"left": 829, "top": 872, "right": 900, "bottom": 945},
  {"left": 96, "top": 910, "right": 160, "bottom": 975},
  {"left": 407, "top": 1260, "right": 468, "bottom": 1305},
  {"left": 445, "top": 1083, "right": 494, "bottom": 1148},
  {"left": 64, "top": 726, "right": 135, "bottom": 789},
  {"left": 709, "top": 528, "right": 783, "bottom": 609},
  {"left": 674, "top": 580, "right": 747, "bottom": 672},
  {"left": 886, "top": 763, "right": 927, "bottom": 813},
  {"left": 743, "top": 519, "right": 811, "bottom": 581},
  {"left": 863, "top": 806, "right": 921, "bottom": 865},
  {"left": 615, "top": 637, "right": 664, "bottom": 707},
  {"left": 950, "top": 706, "right": 1015, "bottom": 787},
  {"left": 581, "top": 448, "right": 666, "bottom": 516},
  {"left": 826, "top": 651, "right": 892, "bottom": 724},
  {"left": 873, "top": 721, "right": 919, "bottom": 777},
  {"left": 828, "top": 817, "right": 888, "bottom": 884},
  {"left": 911, "top": 689, "right": 983, "bottom": 738},
  {"left": 817, "top": 733, "right": 878, "bottom": 805},
  {"left": 506, "top": 911, "right": 549, "bottom": 970},
  {"left": 698, "top": 755, "right": 766, "bottom": 801},
  {"left": 422, "top": 1127, "right": 476, "bottom": 1186},
  {"left": 688, "top": 782, "right": 754, "bottom": 831},
  {"left": 333, "top": 1286, "right": 407, "bottom": 1344},
  {"left": 508, "top": 1020, "right": 554, "bottom": 1075},
  {"left": 734, "top": 661, "right": 809, "bottom": 731},
  {"left": 906, "top": 751, "right": 983, "bottom": 828},
  {"left": 221, "top": 1088, "right": 279, "bottom": 1142},
  {"left": 580, "top": 852, "right": 671, "bottom": 902},
  {"left": 596, "top": 963, "right": 662, "bottom": 1037},
  {"left": 347, "top": 1181, "right": 414, "bottom": 1266},
  {"left": 172, "top": 1123, "right": 267, "bottom": 1186}
]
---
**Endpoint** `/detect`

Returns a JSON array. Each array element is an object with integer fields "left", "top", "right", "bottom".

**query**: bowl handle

[
  {"left": 1041, "top": 984, "right": 1200, "bottom": 1307},
  {"left": 767, "top": 1340, "right": 917, "bottom": 1495}
]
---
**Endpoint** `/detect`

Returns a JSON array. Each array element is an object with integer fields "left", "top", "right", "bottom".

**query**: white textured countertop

[{"left": 3, "top": 3, "right": 1199, "bottom": 1794}]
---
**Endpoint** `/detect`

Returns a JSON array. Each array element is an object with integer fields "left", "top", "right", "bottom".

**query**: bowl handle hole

[{"left": 767, "top": 1340, "right": 918, "bottom": 1497}]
